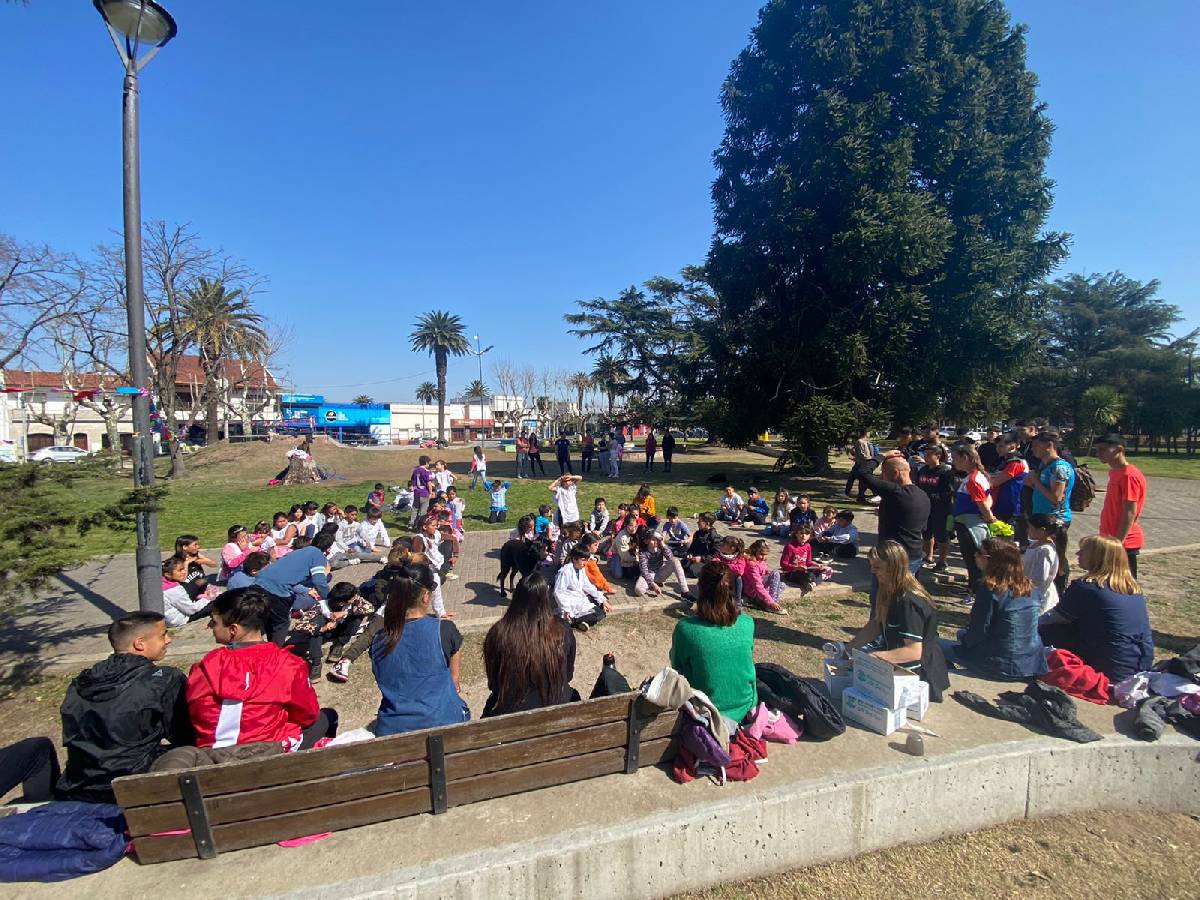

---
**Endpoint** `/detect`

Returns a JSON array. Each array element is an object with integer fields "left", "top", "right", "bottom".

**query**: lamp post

[
  {"left": 94, "top": 0, "right": 178, "bottom": 614},
  {"left": 471, "top": 335, "right": 493, "bottom": 441}
]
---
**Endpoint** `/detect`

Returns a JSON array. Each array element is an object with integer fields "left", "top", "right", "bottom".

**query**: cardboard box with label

[
  {"left": 851, "top": 649, "right": 922, "bottom": 709},
  {"left": 842, "top": 687, "right": 908, "bottom": 736},
  {"left": 823, "top": 658, "right": 853, "bottom": 703},
  {"left": 905, "top": 680, "right": 930, "bottom": 721}
]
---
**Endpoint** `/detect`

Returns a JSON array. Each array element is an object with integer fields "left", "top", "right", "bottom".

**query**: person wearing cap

[
  {"left": 1023, "top": 430, "right": 1075, "bottom": 594},
  {"left": 1093, "top": 434, "right": 1147, "bottom": 578}
]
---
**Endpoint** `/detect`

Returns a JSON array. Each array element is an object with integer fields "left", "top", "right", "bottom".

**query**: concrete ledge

[{"left": 290, "top": 735, "right": 1200, "bottom": 900}]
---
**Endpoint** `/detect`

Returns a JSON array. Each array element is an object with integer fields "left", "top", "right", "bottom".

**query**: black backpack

[{"left": 754, "top": 662, "right": 845, "bottom": 741}]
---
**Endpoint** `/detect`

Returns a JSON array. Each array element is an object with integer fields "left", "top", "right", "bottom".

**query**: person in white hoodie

[{"left": 554, "top": 547, "right": 612, "bottom": 632}]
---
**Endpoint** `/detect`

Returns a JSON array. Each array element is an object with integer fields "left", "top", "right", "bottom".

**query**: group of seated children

[{"left": 714, "top": 486, "right": 860, "bottom": 554}]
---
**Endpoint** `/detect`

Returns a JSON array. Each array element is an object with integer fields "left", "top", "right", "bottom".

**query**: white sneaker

[
  {"left": 869, "top": 496, "right": 882, "bottom": 505},
  {"left": 444, "top": 571, "right": 460, "bottom": 581},
  {"left": 328, "top": 659, "right": 351, "bottom": 683},
  {"left": 347, "top": 558, "right": 361, "bottom": 566}
]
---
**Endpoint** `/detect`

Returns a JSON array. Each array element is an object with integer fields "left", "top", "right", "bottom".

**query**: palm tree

[
  {"left": 415, "top": 381, "right": 437, "bottom": 439},
  {"left": 566, "top": 372, "right": 591, "bottom": 430},
  {"left": 179, "top": 277, "right": 268, "bottom": 445},
  {"left": 352, "top": 394, "right": 373, "bottom": 406},
  {"left": 590, "top": 355, "right": 626, "bottom": 415},
  {"left": 410, "top": 312, "right": 471, "bottom": 442}
]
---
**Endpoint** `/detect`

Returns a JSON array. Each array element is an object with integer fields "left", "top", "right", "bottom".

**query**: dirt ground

[{"left": 678, "top": 809, "right": 1200, "bottom": 900}]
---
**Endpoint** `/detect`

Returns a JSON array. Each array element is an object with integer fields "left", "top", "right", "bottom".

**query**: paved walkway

[{"left": 2, "top": 470, "right": 1191, "bottom": 676}]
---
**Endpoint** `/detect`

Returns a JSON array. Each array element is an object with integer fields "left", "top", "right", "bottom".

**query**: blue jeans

[{"left": 869, "top": 556, "right": 924, "bottom": 615}]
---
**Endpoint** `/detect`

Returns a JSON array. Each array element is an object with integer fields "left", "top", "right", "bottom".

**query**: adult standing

[
  {"left": 858, "top": 454, "right": 931, "bottom": 610},
  {"left": 950, "top": 443, "right": 997, "bottom": 592},
  {"left": 1023, "top": 431, "right": 1075, "bottom": 595},
  {"left": 597, "top": 434, "right": 610, "bottom": 478},
  {"left": 1094, "top": 434, "right": 1147, "bottom": 577},
  {"left": 1014, "top": 419, "right": 1040, "bottom": 546},
  {"left": 554, "top": 433, "right": 574, "bottom": 475},
  {"left": 515, "top": 434, "right": 530, "bottom": 479},
  {"left": 581, "top": 432, "right": 595, "bottom": 473},
  {"left": 644, "top": 429, "right": 658, "bottom": 472},
  {"left": 527, "top": 432, "right": 546, "bottom": 475},
  {"left": 978, "top": 426, "right": 1003, "bottom": 471},
  {"left": 661, "top": 429, "right": 676, "bottom": 472},
  {"left": 846, "top": 428, "right": 878, "bottom": 503}
]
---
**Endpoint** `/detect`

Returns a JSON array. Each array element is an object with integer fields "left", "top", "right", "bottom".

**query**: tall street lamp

[
  {"left": 472, "top": 335, "right": 493, "bottom": 441},
  {"left": 94, "top": 0, "right": 178, "bottom": 613}
]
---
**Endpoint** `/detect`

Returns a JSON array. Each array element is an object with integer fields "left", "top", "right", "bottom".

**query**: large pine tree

[{"left": 706, "top": 0, "right": 1067, "bottom": 449}]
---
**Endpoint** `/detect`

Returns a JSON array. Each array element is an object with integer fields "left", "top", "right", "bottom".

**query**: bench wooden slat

[
  {"left": 125, "top": 757, "right": 430, "bottom": 837},
  {"left": 115, "top": 693, "right": 634, "bottom": 809},
  {"left": 131, "top": 784, "right": 432, "bottom": 865},
  {"left": 131, "top": 734, "right": 675, "bottom": 864}
]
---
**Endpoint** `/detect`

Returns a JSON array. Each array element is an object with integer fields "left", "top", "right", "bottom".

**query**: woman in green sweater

[{"left": 669, "top": 560, "right": 757, "bottom": 723}]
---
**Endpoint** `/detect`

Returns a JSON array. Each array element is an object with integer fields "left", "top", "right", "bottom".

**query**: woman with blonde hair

[
  {"left": 1038, "top": 534, "right": 1152, "bottom": 681},
  {"left": 945, "top": 538, "right": 1046, "bottom": 679},
  {"left": 848, "top": 541, "right": 950, "bottom": 701}
]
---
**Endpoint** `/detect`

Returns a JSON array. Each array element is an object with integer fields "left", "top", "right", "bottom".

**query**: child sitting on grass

[
  {"left": 779, "top": 525, "right": 833, "bottom": 595},
  {"left": 555, "top": 521, "right": 585, "bottom": 568},
  {"left": 588, "top": 497, "right": 610, "bottom": 535},
  {"left": 367, "top": 483, "right": 387, "bottom": 509},
  {"left": 162, "top": 555, "right": 214, "bottom": 627},
  {"left": 744, "top": 487, "right": 769, "bottom": 526},
  {"left": 685, "top": 512, "right": 720, "bottom": 577},
  {"left": 813, "top": 510, "right": 859, "bottom": 560},
  {"left": 789, "top": 494, "right": 818, "bottom": 533},
  {"left": 713, "top": 534, "right": 748, "bottom": 605},
  {"left": 554, "top": 546, "right": 612, "bottom": 632},
  {"left": 321, "top": 581, "right": 376, "bottom": 664},
  {"left": 632, "top": 483, "right": 658, "bottom": 530},
  {"left": 609, "top": 515, "right": 642, "bottom": 581},
  {"left": 742, "top": 539, "right": 785, "bottom": 613},
  {"left": 483, "top": 477, "right": 511, "bottom": 523},
  {"left": 176, "top": 534, "right": 217, "bottom": 599},
  {"left": 535, "top": 504, "right": 554, "bottom": 539},
  {"left": 580, "top": 532, "right": 616, "bottom": 595},
  {"left": 660, "top": 506, "right": 691, "bottom": 554},
  {"left": 767, "top": 489, "right": 794, "bottom": 536},
  {"left": 813, "top": 505, "right": 839, "bottom": 539},
  {"left": 328, "top": 542, "right": 416, "bottom": 684},
  {"left": 717, "top": 484, "right": 745, "bottom": 526},
  {"left": 227, "top": 550, "right": 269, "bottom": 590},
  {"left": 634, "top": 531, "right": 695, "bottom": 603}
]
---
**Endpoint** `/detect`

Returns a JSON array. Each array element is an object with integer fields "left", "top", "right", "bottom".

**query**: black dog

[{"left": 497, "top": 539, "right": 543, "bottom": 597}]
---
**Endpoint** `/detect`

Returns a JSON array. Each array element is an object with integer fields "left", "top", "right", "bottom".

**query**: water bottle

[{"left": 905, "top": 731, "right": 925, "bottom": 757}]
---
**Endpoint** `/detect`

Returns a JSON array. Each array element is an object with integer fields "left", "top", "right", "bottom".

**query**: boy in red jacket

[{"left": 187, "top": 586, "right": 338, "bottom": 751}]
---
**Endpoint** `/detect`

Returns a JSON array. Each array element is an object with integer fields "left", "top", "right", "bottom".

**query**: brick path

[{"left": 2, "top": 471, "right": 1191, "bottom": 675}]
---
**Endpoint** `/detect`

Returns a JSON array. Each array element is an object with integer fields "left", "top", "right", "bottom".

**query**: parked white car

[{"left": 30, "top": 445, "right": 93, "bottom": 464}]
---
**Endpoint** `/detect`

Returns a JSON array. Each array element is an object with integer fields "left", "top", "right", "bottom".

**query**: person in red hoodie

[{"left": 187, "top": 586, "right": 338, "bottom": 751}]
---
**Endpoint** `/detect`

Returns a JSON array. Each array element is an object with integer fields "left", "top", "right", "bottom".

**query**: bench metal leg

[
  {"left": 178, "top": 773, "right": 218, "bottom": 859},
  {"left": 427, "top": 735, "right": 448, "bottom": 815},
  {"left": 625, "top": 701, "right": 647, "bottom": 774}
]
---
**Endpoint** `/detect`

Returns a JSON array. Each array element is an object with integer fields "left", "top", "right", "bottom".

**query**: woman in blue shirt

[
  {"left": 945, "top": 538, "right": 1046, "bottom": 679},
  {"left": 371, "top": 562, "right": 469, "bottom": 736},
  {"left": 1039, "top": 535, "right": 1153, "bottom": 682}
]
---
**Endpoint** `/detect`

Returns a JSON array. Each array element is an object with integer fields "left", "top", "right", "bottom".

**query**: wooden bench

[{"left": 113, "top": 693, "right": 679, "bottom": 864}]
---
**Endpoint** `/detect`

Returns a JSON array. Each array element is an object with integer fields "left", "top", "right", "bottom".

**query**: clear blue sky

[{"left": 4, "top": 2, "right": 1197, "bottom": 402}]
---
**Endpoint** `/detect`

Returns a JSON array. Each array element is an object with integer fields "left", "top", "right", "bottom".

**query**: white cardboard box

[
  {"left": 842, "top": 687, "right": 908, "bottom": 736},
  {"left": 905, "top": 680, "right": 930, "bottom": 721},
  {"left": 851, "top": 649, "right": 922, "bottom": 709},
  {"left": 824, "top": 658, "right": 853, "bottom": 703}
]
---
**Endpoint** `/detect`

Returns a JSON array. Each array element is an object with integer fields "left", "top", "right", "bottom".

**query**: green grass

[
  {"left": 1080, "top": 453, "right": 1200, "bottom": 480},
  {"left": 47, "top": 448, "right": 857, "bottom": 565}
]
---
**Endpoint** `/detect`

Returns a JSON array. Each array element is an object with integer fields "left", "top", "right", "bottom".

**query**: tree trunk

[
  {"left": 436, "top": 349, "right": 448, "bottom": 442},
  {"left": 168, "top": 436, "right": 186, "bottom": 477}
]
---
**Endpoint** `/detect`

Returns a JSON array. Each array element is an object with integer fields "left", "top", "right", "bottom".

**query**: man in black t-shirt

[
  {"left": 858, "top": 455, "right": 931, "bottom": 612},
  {"left": 978, "top": 426, "right": 1003, "bottom": 471}
]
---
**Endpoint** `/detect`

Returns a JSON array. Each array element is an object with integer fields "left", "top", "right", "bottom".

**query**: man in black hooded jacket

[{"left": 57, "top": 611, "right": 193, "bottom": 802}]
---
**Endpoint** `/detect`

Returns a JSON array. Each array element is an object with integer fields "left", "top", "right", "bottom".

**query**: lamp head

[{"left": 94, "top": 0, "right": 177, "bottom": 48}]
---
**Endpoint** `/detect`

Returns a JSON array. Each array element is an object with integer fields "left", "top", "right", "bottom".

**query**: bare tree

[
  {"left": 491, "top": 358, "right": 539, "bottom": 434},
  {"left": 0, "top": 234, "right": 87, "bottom": 371},
  {"left": 219, "top": 327, "right": 290, "bottom": 437}
]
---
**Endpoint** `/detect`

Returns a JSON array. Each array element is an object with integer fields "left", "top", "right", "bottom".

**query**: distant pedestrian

[
  {"left": 555, "top": 434, "right": 574, "bottom": 475},
  {"left": 661, "top": 429, "right": 676, "bottom": 472},
  {"left": 581, "top": 432, "right": 595, "bottom": 473},
  {"left": 1094, "top": 434, "right": 1147, "bottom": 578},
  {"left": 528, "top": 432, "right": 546, "bottom": 475},
  {"left": 597, "top": 435, "right": 611, "bottom": 477},
  {"left": 515, "top": 434, "right": 530, "bottom": 479},
  {"left": 644, "top": 430, "right": 658, "bottom": 472}
]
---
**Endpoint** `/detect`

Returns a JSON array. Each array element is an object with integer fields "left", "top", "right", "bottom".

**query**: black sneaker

[
  {"left": 576, "top": 621, "right": 590, "bottom": 633},
  {"left": 933, "top": 561, "right": 948, "bottom": 573}
]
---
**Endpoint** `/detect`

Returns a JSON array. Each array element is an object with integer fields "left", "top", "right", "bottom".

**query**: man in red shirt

[{"left": 1094, "top": 434, "right": 1147, "bottom": 577}]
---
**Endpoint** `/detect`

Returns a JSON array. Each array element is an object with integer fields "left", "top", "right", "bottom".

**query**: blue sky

[{"left": 4, "top": 1, "right": 1197, "bottom": 402}]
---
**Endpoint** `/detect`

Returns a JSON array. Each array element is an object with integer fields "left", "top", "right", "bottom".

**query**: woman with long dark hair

[
  {"left": 370, "top": 562, "right": 469, "bottom": 736},
  {"left": 669, "top": 561, "right": 757, "bottom": 723},
  {"left": 482, "top": 572, "right": 579, "bottom": 717},
  {"left": 848, "top": 541, "right": 950, "bottom": 701}
]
